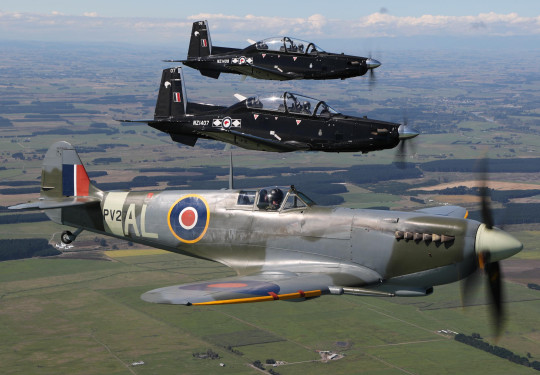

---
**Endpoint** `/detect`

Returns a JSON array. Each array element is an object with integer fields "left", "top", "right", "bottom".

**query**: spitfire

[
  {"left": 10, "top": 141, "right": 523, "bottom": 320},
  {"left": 121, "top": 67, "right": 418, "bottom": 153},
  {"left": 168, "top": 20, "right": 382, "bottom": 82}
]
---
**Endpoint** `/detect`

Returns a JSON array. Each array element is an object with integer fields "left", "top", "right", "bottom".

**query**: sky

[{"left": 1, "top": 0, "right": 539, "bottom": 49}]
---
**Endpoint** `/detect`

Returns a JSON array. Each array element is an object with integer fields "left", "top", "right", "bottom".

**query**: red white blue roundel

[
  {"left": 168, "top": 194, "right": 210, "bottom": 243},
  {"left": 222, "top": 117, "right": 232, "bottom": 129}
]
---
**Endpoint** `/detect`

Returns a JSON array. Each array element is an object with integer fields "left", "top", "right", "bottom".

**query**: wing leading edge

[
  {"left": 198, "top": 129, "right": 310, "bottom": 153},
  {"left": 225, "top": 64, "right": 303, "bottom": 81},
  {"left": 141, "top": 272, "right": 335, "bottom": 306}
]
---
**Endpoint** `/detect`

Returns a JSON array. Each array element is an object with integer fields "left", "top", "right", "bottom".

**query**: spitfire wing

[
  {"left": 414, "top": 205, "right": 468, "bottom": 219},
  {"left": 198, "top": 129, "right": 309, "bottom": 152},
  {"left": 141, "top": 271, "right": 334, "bottom": 305},
  {"left": 225, "top": 63, "right": 303, "bottom": 81}
]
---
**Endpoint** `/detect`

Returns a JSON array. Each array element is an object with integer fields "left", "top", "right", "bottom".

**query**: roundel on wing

[{"left": 168, "top": 194, "right": 210, "bottom": 243}]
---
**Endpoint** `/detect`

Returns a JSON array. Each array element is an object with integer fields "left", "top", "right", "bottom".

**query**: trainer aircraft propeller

[
  {"left": 120, "top": 67, "right": 418, "bottom": 153},
  {"left": 167, "top": 20, "right": 382, "bottom": 82},
  {"left": 10, "top": 142, "right": 522, "bottom": 336}
]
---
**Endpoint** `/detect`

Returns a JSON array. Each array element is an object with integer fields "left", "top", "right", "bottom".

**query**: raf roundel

[
  {"left": 222, "top": 117, "right": 232, "bottom": 129},
  {"left": 168, "top": 194, "right": 210, "bottom": 243}
]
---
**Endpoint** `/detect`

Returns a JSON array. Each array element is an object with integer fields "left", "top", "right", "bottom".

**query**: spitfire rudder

[
  {"left": 40, "top": 141, "right": 102, "bottom": 201},
  {"left": 154, "top": 67, "right": 187, "bottom": 119}
]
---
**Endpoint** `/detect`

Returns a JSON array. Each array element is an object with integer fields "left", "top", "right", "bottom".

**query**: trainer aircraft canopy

[
  {"left": 245, "top": 92, "right": 339, "bottom": 117},
  {"left": 255, "top": 37, "right": 325, "bottom": 55}
]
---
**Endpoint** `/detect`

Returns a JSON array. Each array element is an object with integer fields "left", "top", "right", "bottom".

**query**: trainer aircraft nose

[
  {"left": 366, "top": 58, "right": 381, "bottom": 70},
  {"left": 475, "top": 224, "right": 523, "bottom": 262}
]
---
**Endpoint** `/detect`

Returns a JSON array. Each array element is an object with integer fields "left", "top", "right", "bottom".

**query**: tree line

[
  {"left": 455, "top": 333, "right": 540, "bottom": 371},
  {"left": 0, "top": 239, "right": 60, "bottom": 261}
]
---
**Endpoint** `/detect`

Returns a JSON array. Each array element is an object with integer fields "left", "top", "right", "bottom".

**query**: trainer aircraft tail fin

[
  {"left": 154, "top": 67, "right": 187, "bottom": 119},
  {"left": 187, "top": 20, "right": 212, "bottom": 59}
]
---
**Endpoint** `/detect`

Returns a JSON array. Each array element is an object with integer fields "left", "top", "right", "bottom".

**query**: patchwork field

[
  {"left": 1, "top": 247, "right": 540, "bottom": 375},
  {"left": 1, "top": 43, "right": 540, "bottom": 374}
]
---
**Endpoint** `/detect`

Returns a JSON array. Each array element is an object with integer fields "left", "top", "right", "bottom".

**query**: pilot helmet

[{"left": 268, "top": 188, "right": 284, "bottom": 205}]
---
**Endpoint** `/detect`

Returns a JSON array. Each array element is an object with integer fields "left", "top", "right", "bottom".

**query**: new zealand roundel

[{"left": 168, "top": 194, "right": 210, "bottom": 243}]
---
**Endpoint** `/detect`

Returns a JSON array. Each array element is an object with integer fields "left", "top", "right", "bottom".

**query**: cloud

[
  {"left": 186, "top": 12, "right": 540, "bottom": 38},
  {"left": 0, "top": 11, "right": 538, "bottom": 45}
]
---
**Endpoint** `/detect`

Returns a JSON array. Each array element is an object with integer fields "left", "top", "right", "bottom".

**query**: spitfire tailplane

[
  {"left": 154, "top": 67, "right": 187, "bottom": 119},
  {"left": 9, "top": 141, "right": 102, "bottom": 211},
  {"left": 187, "top": 20, "right": 212, "bottom": 59}
]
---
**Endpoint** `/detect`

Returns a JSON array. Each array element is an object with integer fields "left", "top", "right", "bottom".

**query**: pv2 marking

[
  {"left": 102, "top": 192, "right": 158, "bottom": 239},
  {"left": 103, "top": 208, "right": 122, "bottom": 221}
]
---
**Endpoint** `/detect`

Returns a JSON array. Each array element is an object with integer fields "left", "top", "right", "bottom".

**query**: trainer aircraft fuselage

[
  {"left": 170, "top": 20, "right": 382, "bottom": 81},
  {"left": 122, "top": 67, "right": 417, "bottom": 153}
]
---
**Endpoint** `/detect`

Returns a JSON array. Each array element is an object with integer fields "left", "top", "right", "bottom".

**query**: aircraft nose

[
  {"left": 475, "top": 223, "right": 523, "bottom": 262},
  {"left": 366, "top": 58, "right": 381, "bottom": 69},
  {"left": 398, "top": 124, "right": 419, "bottom": 140}
]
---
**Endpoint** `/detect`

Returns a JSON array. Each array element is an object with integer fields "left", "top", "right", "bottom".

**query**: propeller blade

[
  {"left": 394, "top": 140, "right": 407, "bottom": 168},
  {"left": 476, "top": 157, "right": 494, "bottom": 229},
  {"left": 368, "top": 69, "right": 376, "bottom": 90},
  {"left": 485, "top": 261, "right": 504, "bottom": 336},
  {"left": 460, "top": 267, "right": 482, "bottom": 307}
]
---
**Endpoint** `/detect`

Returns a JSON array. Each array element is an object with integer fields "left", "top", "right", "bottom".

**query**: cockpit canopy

[
  {"left": 245, "top": 92, "right": 339, "bottom": 117},
  {"left": 236, "top": 186, "right": 315, "bottom": 211},
  {"left": 255, "top": 37, "right": 325, "bottom": 55}
]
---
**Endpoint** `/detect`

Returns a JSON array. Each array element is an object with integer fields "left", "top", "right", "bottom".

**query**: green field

[
  {"left": 2, "top": 44, "right": 540, "bottom": 374},
  {"left": 1, "top": 250, "right": 539, "bottom": 375}
]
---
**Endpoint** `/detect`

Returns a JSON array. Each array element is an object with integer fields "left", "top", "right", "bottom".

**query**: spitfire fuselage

[{"left": 50, "top": 188, "right": 479, "bottom": 294}]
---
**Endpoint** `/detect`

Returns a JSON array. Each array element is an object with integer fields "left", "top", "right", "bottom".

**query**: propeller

[
  {"left": 394, "top": 117, "right": 419, "bottom": 168},
  {"left": 461, "top": 157, "right": 523, "bottom": 338},
  {"left": 365, "top": 54, "right": 380, "bottom": 89}
]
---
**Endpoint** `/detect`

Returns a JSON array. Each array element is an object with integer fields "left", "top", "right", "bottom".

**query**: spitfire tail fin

[
  {"left": 154, "top": 67, "right": 187, "bottom": 119},
  {"left": 40, "top": 141, "right": 102, "bottom": 201},
  {"left": 187, "top": 20, "right": 212, "bottom": 59}
]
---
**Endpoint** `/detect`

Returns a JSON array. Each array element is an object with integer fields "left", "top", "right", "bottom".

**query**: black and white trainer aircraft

[
  {"left": 121, "top": 67, "right": 418, "bottom": 153},
  {"left": 168, "top": 20, "right": 382, "bottom": 82}
]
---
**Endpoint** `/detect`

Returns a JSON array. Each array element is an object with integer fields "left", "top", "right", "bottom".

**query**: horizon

[{"left": 1, "top": 2, "right": 539, "bottom": 51}]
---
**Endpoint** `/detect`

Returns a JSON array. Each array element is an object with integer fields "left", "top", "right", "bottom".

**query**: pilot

[
  {"left": 298, "top": 43, "right": 304, "bottom": 53},
  {"left": 267, "top": 188, "right": 284, "bottom": 210},
  {"left": 303, "top": 101, "right": 311, "bottom": 114}
]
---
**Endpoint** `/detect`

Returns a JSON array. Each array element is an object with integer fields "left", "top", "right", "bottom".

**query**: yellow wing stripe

[{"left": 192, "top": 290, "right": 322, "bottom": 306}]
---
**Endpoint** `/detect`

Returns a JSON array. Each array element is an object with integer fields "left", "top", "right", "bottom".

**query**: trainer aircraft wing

[
  {"left": 141, "top": 271, "right": 333, "bottom": 305},
  {"left": 414, "top": 205, "right": 468, "bottom": 219},
  {"left": 225, "top": 63, "right": 303, "bottom": 81},
  {"left": 198, "top": 129, "right": 310, "bottom": 152}
]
